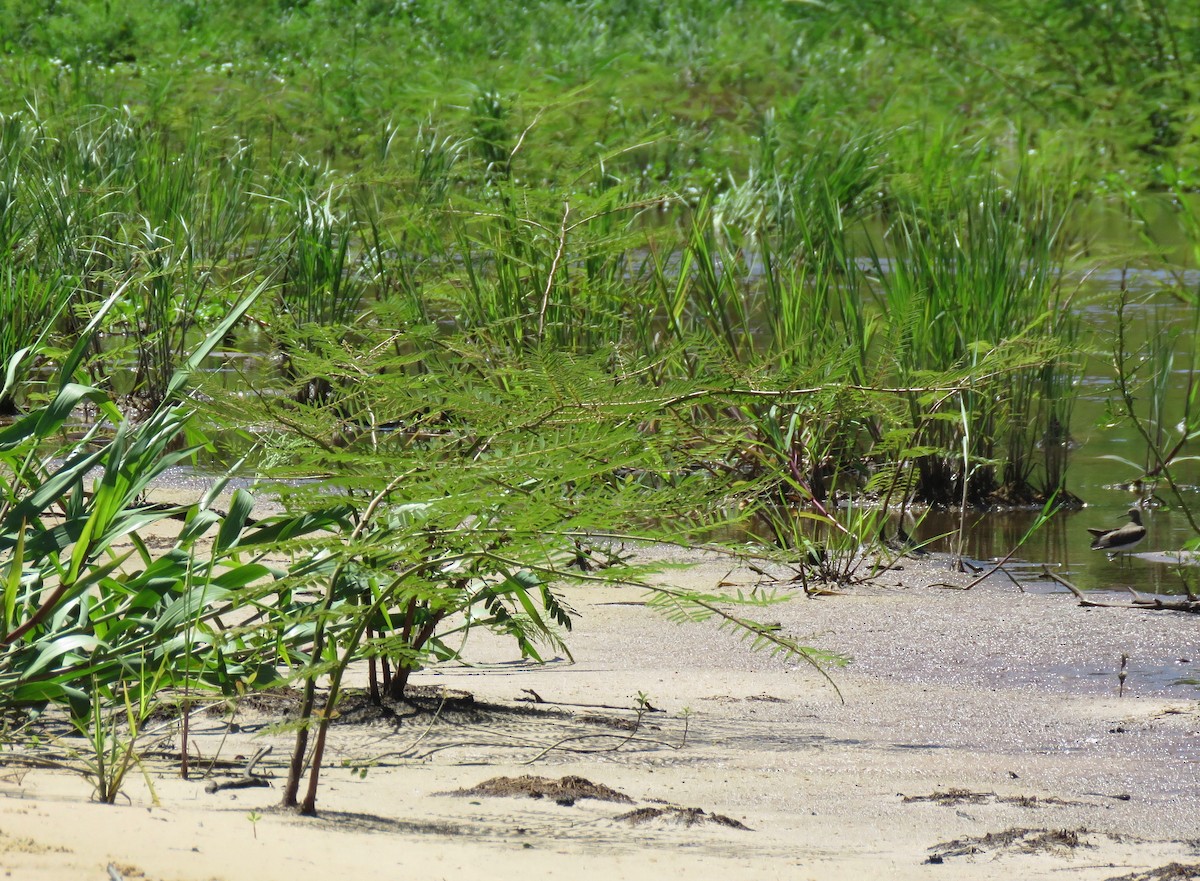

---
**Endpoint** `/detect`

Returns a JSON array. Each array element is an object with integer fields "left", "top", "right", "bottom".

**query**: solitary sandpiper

[{"left": 1087, "top": 507, "right": 1146, "bottom": 560}]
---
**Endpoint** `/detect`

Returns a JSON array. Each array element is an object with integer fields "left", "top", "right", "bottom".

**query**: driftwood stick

[
  {"left": 1043, "top": 569, "right": 1111, "bottom": 606},
  {"left": 1043, "top": 568, "right": 1200, "bottom": 613},
  {"left": 205, "top": 745, "right": 273, "bottom": 793}
]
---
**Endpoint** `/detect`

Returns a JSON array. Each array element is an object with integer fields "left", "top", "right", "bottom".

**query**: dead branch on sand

[{"left": 1042, "top": 569, "right": 1200, "bottom": 613}]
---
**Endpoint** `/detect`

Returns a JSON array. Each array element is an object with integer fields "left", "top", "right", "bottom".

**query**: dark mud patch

[
  {"left": 614, "top": 806, "right": 751, "bottom": 830},
  {"left": 208, "top": 685, "right": 502, "bottom": 726},
  {"left": 205, "top": 686, "right": 307, "bottom": 720},
  {"left": 208, "top": 685, "right": 645, "bottom": 734},
  {"left": 451, "top": 774, "right": 634, "bottom": 806},
  {"left": 927, "top": 827, "right": 1094, "bottom": 863},
  {"left": 1105, "top": 865, "right": 1200, "bottom": 881},
  {"left": 903, "top": 787, "right": 1083, "bottom": 807}
]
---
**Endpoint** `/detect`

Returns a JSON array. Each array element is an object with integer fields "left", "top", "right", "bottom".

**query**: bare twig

[
  {"left": 536, "top": 201, "right": 570, "bottom": 338},
  {"left": 932, "top": 544, "right": 1025, "bottom": 592}
]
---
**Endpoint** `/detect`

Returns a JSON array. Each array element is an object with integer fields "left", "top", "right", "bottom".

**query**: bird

[{"left": 1087, "top": 507, "right": 1146, "bottom": 560}]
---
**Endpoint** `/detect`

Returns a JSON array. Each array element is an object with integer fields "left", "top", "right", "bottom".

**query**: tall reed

[{"left": 862, "top": 172, "right": 1072, "bottom": 504}]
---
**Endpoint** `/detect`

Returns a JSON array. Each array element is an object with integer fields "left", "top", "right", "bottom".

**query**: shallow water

[
  {"left": 911, "top": 259, "right": 1200, "bottom": 595},
  {"left": 917, "top": 505, "right": 1200, "bottom": 597}
]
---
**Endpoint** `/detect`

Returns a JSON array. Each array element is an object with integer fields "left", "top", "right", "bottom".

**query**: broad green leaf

[
  {"left": 97, "top": 508, "right": 187, "bottom": 558},
  {"left": 0, "top": 383, "right": 108, "bottom": 451},
  {"left": 3, "top": 522, "right": 25, "bottom": 631},
  {"left": 67, "top": 508, "right": 99, "bottom": 585},
  {"left": 3, "top": 446, "right": 105, "bottom": 526},
  {"left": 25, "top": 635, "right": 106, "bottom": 678},
  {"left": 66, "top": 552, "right": 136, "bottom": 596},
  {"left": 0, "top": 347, "right": 33, "bottom": 406},
  {"left": 215, "top": 489, "right": 256, "bottom": 554},
  {"left": 239, "top": 506, "right": 354, "bottom": 546},
  {"left": 180, "top": 508, "right": 221, "bottom": 545},
  {"left": 212, "top": 563, "right": 273, "bottom": 590},
  {"left": 11, "top": 681, "right": 88, "bottom": 708},
  {"left": 155, "top": 586, "right": 233, "bottom": 634},
  {"left": 0, "top": 519, "right": 85, "bottom": 559}
]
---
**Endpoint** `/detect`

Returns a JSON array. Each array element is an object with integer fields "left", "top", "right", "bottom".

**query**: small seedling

[{"left": 679, "top": 706, "right": 692, "bottom": 747}]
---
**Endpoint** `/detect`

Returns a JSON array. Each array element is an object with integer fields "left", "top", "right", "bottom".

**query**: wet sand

[{"left": 1, "top": 539, "right": 1197, "bottom": 881}]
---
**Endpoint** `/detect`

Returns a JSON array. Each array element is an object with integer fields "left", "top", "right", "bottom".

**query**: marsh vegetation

[{"left": 1, "top": 0, "right": 1200, "bottom": 809}]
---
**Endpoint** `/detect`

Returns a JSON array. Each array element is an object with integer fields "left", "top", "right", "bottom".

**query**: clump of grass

[
  {"left": 862, "top": 172, "right": 1074, "bottom": 505},
  {"left": 273, "top": 165, "right": 364, "bottom": 328}
]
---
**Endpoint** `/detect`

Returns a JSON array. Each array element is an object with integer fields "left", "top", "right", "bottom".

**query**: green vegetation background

[{"left": 3, "top": 0, "right": 1197, "bottom": 189}]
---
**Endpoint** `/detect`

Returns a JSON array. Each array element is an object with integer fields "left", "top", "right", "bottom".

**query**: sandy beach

[{"left": 1, "top": 543, "right": 1197, "bottom": 881}]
